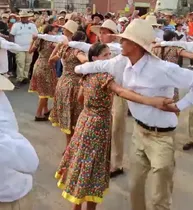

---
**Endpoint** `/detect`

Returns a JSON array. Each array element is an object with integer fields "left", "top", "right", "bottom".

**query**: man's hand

[{"left": 153, "top": 97, "right": 180, "bottom": 113}]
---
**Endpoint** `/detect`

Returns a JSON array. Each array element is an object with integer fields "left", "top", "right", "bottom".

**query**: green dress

[{"left": 55, "top": 73, "right": 114, "bottom": 204}]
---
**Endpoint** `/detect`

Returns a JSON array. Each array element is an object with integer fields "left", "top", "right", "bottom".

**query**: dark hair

[
  {"left": 163, "top": 30, "right": 176, "bottom": 41},
  {"left": 72, "top": 31, "right": 87, "bottom": 41},
  {"left": 39, "top": 25, "right": 55, "bottom": 51},
  {"left": 88, "top": 43, "right": 108, "bottom": 62},
  {"left": 175, "top": 23, "right": 183, "bottom": 29}
]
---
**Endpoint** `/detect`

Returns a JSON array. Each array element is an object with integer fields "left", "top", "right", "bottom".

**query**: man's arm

[
  {"left": 160, "top": 41, "right": 193, "bottom": 52},
  {"left": 75, "top": 54, "right": 128, "bottom": 83},
  {"left": 69, "top": 41, "right": 91, "bottom": 53},
  {"left": 37, "top": 34, "right": 68, "bottom": 43},
  {"left": 107, "top": 43, "right": 122, "bottom": 56},
  {"left": 163, "top": 62, "right": 193, "bottom": 111},
  {"left": 0, "top": 38, "right": 22, "bottom": 51}
]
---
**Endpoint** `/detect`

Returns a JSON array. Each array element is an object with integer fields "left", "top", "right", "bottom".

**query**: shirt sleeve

[
  {"left": 161, "top": 41, "right": 193, "bottom": 52},
  {"left": 163, "top": 62, "right": 193, "bottom": 110},
  {"left": 75, "top": 54, "right": 128, "bottom": 79},
  {"left": 68, "top": 41, "right": 91, "bottom": 53},
  {"left": 0, "top": 38, "right": 22, "bottom": 52},
  {"left": 37, "top": 34, "right": 67, "bottom": 43}
]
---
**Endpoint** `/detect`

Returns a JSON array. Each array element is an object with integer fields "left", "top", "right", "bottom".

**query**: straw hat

[
  {"left": 19, "top": 10, "right": 34, "bottom": 18},
  {"left": 146, "top": 15, "right": 162, "bottom": 26},
  {"left": 0, "top": 75, "right": 14, "bottom": 90},
  {"left": 91, "top": 19, "right": 118, "bottom": 36},
  {"left": 118, "top": 17, "right": 128, "bottom": 22},
  {"left": 62, "top": 20, "right": 78, "bottom": 34},
  {"left": 114, "top": 19, "right": 156, "bottom": 56},
  {"left": 1, "top": 13, "right": 9, "bottom": 19}
]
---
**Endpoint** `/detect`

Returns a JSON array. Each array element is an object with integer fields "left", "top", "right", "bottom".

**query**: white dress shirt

[
  {"left": 75, "top": 53, "right": 193, "bottom": 128},
  {"left": 68, "top": 41, "right": 122, "bottom": 57},
  {"left": 0, "top": 37, "right": 23, "bottom": 74},
  {"left": 0, "top": 91, "right": 39, "bottom": 202},
  {"left": 160, "top": 40, "right": 193, "bottom": 52}
]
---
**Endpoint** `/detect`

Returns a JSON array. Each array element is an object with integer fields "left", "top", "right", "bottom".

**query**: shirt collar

[{"left": 126, "top": 53, "right": 149, "bottom": 74}]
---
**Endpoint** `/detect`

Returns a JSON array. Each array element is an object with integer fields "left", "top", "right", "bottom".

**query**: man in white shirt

[
  {"left": 10, "top": 10, "right": 38, "bottom": 87},
  {"left": 74, "top": 19, "right": 193, "bottom": 210},
  {"left": 37, "top": 20, "right": 126, "bottom": 177},
  {"left": 0, "top": 38, "right": 39, "bottom": 210}
]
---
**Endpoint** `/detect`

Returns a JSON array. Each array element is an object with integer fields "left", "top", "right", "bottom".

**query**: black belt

[{"left": 135, "top": 119, "right": 176, "bottom": 133}]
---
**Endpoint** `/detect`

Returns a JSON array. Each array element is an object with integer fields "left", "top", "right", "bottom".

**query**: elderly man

[
  {"left": 0, "top": 37, "right": 39, "bottom": 210},
  {"left": 10, "top": 10, "right": 38, "bottom": 88},
  {"left": 74, "top": 19, "right": 193, "bottom": 210}
]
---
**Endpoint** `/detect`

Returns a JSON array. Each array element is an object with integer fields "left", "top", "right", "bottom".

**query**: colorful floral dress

[
  {"left": 152, "top": 46, "right": 184, "bottom": 102},
  {"left": 29, "top": 39, "right": 57, "bottom": 98},
  {"left": 49, "top": 47, "right": 83, "bottom": 134},
  {"left": 55, "top": 73, "right": 114, "bottom": 204}
]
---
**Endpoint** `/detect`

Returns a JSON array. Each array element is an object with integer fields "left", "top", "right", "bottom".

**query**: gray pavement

[{"left": 5, "top": 86, "right": 193, "bottom": 210}]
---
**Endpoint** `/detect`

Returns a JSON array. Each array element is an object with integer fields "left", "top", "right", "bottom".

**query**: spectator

[{"left": 10, "top": 10, "right": 38, "bottom": 88}]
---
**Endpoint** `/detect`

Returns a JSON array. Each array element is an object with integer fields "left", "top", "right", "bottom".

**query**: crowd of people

[{"left": 1, "top": 6, "right": 193, "bottom": 210}]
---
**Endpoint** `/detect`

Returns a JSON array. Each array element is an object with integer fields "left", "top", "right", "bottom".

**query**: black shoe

[
  {"left": 35, "top": 116, "right": 49, "bottom": 122},
  {"left": 22, "top": 78, "right": 30, "bottom": 84},
  {"left": 14, "top": 81, "right": 22, "bottom": 89},
  {"left": 183, "top": 142, "right": 193, "bottom": 151},
  {"left": 44, "top": 110, "right": 51, "bottom": 118},
  {"left": 110, "top": 168, "right": 124, "bottom": 178}
]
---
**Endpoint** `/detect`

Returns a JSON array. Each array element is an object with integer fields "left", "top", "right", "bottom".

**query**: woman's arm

[
  {"left": 28, "top": 40, "right": 37, "bottom": 54},
  {"left": 108, "top": 81, "right": 179, "bottom": 112},
  {"left": 49, "top": 42, "right": 65, "bottom": 64},
  {"left": 76, "top": 51, "right": 88, "bottom": 64},
  {"left": 179, "top": 50, "right": 193, "bottom": 59},
  {"left": 77, "top": 86, "right": 84, "bottom": 104}
]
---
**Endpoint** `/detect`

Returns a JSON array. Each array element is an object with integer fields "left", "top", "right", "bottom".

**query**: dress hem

[
  {"left": 49, "top": 117, "right": 71, "bottom": 134},
  {"left": 28, "top": 90, "right": 54, "bottom": 99},
  {"left": 55, "top": 172, "right": 107, "bottom": 205}
]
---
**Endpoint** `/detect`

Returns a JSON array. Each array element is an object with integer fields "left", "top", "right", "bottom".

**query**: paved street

[{"left": 5, "top": 86, "right": 193, "bottom": 210}]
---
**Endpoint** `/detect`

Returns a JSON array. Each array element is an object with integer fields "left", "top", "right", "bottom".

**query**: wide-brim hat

[
  {"left": 0, "top": 75, "right": 14, "bottom": 90},
  {"left": 1, "top": 13, "right": 9, "bottom": 19},
  {"left": 19, "top": 10, "right": 34, "bottom": 18},
  {"left": 62, "top": 19, "right": 78, "bottom": 34},
  {"left": 146, "top": 15, "right": 162, "bottom": 26},
  {"left": 91, "top": 13, "right": 104, "bottom": 20},
  {"left": 91, "top": 19, "right": 118, "bottom": 36},
  {"left": 113, "top": 19, "right": 157, "bottom": 57}
]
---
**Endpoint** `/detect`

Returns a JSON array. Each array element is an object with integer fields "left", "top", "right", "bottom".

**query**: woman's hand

[
  {"left": 151, "top": 97, "right": 180, "bottom": 113},
  {"left": 152, "top": 42, "right": 161, "bottom": 48},
  {"left": 32, "top": 35, "right": 38, "bottom": 41}
]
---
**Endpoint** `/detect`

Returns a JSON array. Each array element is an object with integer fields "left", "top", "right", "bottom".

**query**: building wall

[
  {"left": 54, "top": 0, "right": 90, "bottom": 12},
  {"left": 92, "top": 0, "right": 157, "bottom": 14}
]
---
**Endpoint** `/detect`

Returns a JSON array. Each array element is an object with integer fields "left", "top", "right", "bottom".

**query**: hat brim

[
  {"left": 152, "top": 23, "right": 163, "bottom": 26},
  {"left": 91, "top": 14, "right": 104, "bottom": 20},
  {"left": 91, "top": 25, "right": 118, "bottom": 36},
  {"left": 19, "top": 13, "right": 34, "bottom": 18},
  {"left": 112, "top": 33, "right": 158, "bottom": 58},
  {"left": 0, "top": 75, "right": 14, "bottom": 90}
]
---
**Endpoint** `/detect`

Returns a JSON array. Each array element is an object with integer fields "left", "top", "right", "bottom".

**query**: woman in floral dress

[
  {"left": 49, "top": 31, "right": 87, "bottom": 148},
  {"left": 55, "top": 43, "right": 176, "bottom": 210},
  {"left": 29, "top": 25, "right": 58, "bottom": 121}
]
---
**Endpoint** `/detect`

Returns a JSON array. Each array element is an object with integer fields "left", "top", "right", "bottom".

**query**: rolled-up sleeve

[{"left": 69, "top": 41, "right": 91, "bottom": 53}]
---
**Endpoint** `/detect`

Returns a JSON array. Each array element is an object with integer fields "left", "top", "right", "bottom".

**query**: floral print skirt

[
  {"left": 29, "top": 58, "right": 57, "bottom": 98},
  {"left": 55, "top": 109, "right": 112, "bottom": 204},
  {"left": 49, "top": 76, "right": 83, "bottom": 134}
]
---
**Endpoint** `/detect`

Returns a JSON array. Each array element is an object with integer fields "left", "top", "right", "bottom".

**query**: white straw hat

[
  {"left": 114, "top": 19, "right": 156, "bottom": 56},
  {"left": 62, "top": 19, "right": 78, "bottom": 34},
  {"left": 19, "top": 10, "right": 34, "bottom": 18},
  {"left": 146, "top": 15, "right": 162, "bottom": 26},
  {"left": 0, "top": 75, "right": 14, "bottom": 90},
  {"left": 91, "top": 19, "right": 118, "bottom": 36}
]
